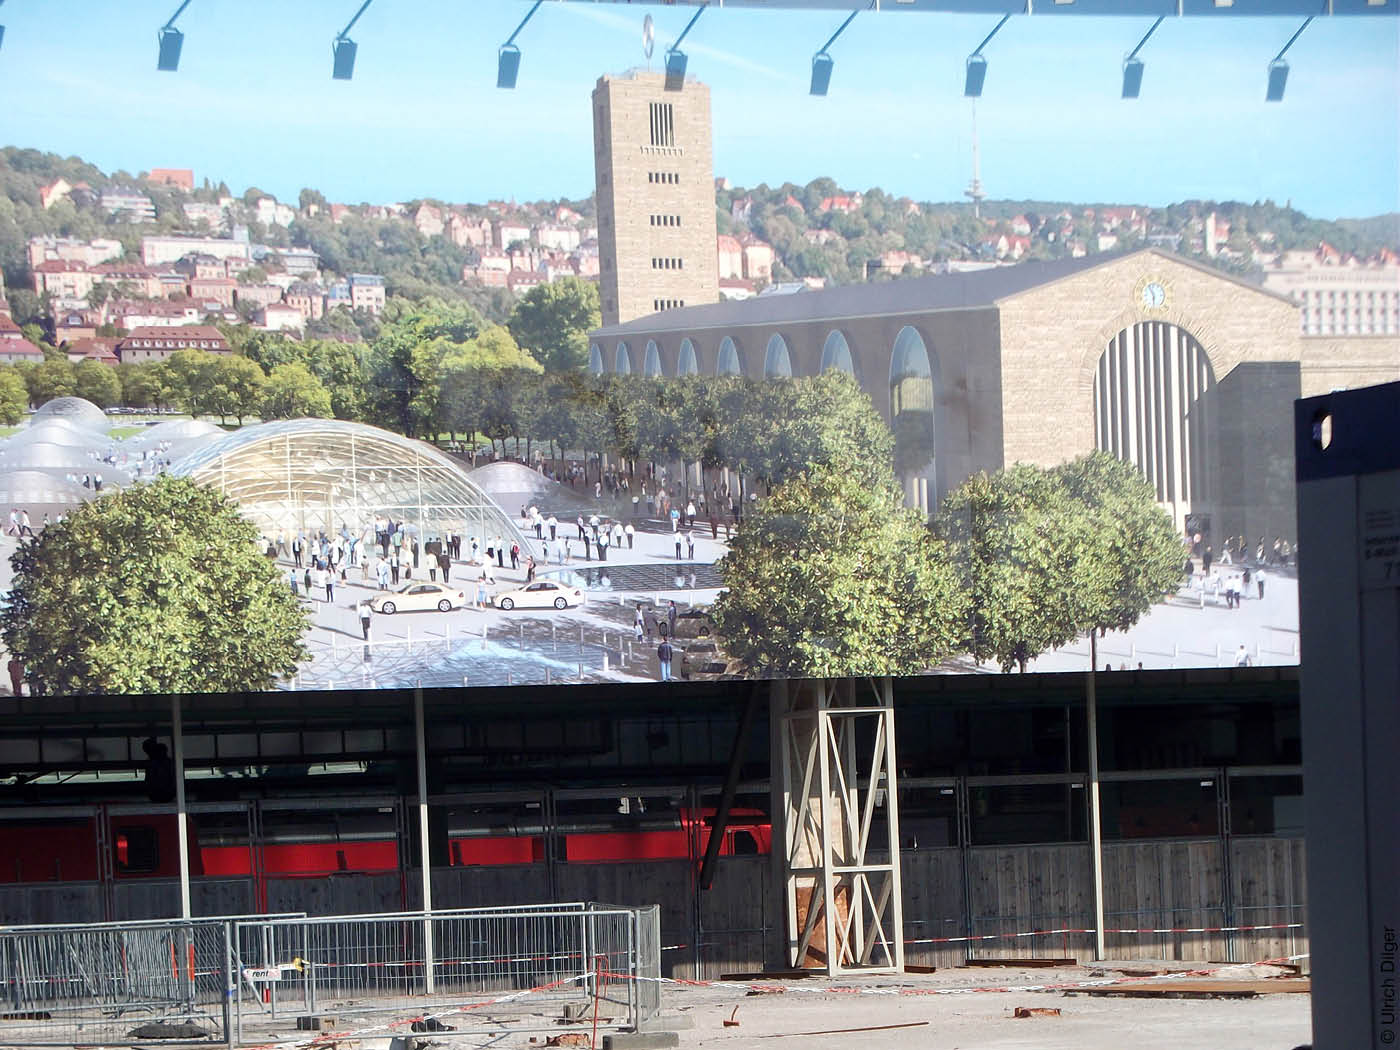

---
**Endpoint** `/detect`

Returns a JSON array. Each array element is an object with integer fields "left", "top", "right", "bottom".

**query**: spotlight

[
  {"left": 496, "top": 0, "right": 543, "bottom": 90},
  {"left": 964, "top": 54, "right": 987, "bottom": 97},
  {"left": 663, "top": 4, "right": 707, "bottom": 91},
  {"left": 963, "top": 14, "right": 1009, "bottom": 99},
  {"left": 156, "top": 1, "right": 193, "bottom": 72},
  {"left": 808, "top": 7, "right": 863, "bottom": 97},
  {"left": 810, "top": 52, "right": 834, "bottom": 96},
  {"left": 332, "top": 37, "right": 357, "bottom": 80},
  {"left": 1265, "top": 15, "right": 1314, "bottom": 103},
  {"left": 1120, "top": 16, "right": 1163, "bottom": 100},
  {"left": 1121, "top": 57, "right": 1144, "bottom": 99},
  {"left": 664, "top": 48, "right": 688, "bottom": 90},
  {"left": 331, "top": 0, "right": 375, "bottom": 81}
]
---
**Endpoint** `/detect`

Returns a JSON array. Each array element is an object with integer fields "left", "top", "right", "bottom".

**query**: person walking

[
  {"left": 1256, "top": 567, "right": 1267, "bottom": 600},
  {"left": 598, "top": 529, "right": 609, "bottom": 562},
  {"left": 1203, "top": 546, "right": 1213, "bottom": 576},
  {"left": 674, "top": 532, "right": 683, "bottom": 560},
  {"left": 1234, "top": 643, "right": 1251, "bottom": 667},
  {"left": 304, "top": 565, "right": 313, "bottom": 595},
  {"left": 6, "top": 509, "right": 17, "bottom": 536},
  {"left": 377, "top": 557, "right": 391, "bottom": 591},
  {"left": 289, "top": 567, "right": 300, "bottom": 597},
  {"left": 357, "top": 599, "right": 372, "bottom": 640},
  {"left": 685, "top": 528, "right": 695, "bottom": 560},
  {"left": 325, "top": 570, "right": 335, "bottom": 603},
  {"left": 547, "top": 514, "right": 558, "bottom": 540},
  {"left": 438, "top": 550, "right": 452, "bottom": 584},
  {"left": 685, "top": 499, "right": 697, "bottom": 527},
  {"left": 526, "top": 555, "right": 537, "bottom": 583},
  {"left": 509, "top": 542, "right": 519, "bottom": 570},
  {"left": 18, "top": 510, "right": 34, "bottom": 538},
  {"left": 291, "top": 533, "right": 303, "bottom": 568},
  {"left": 581, "top": 531, "right": 591, "bottom": 560},
  {"left": 657, "top": 638, "right": 674, "bottom": 682},
  {"left": 669, "top": 505, "right": 680, "bottom": 533},
  {"left": 496, "top": 538, "right": 505, "bottom": 569},
  {"left": 634, "top": 605, "right": 646, "bottom": 643},
  {"left": 667, "top": 600, "right": 678, "bottom": 639}
]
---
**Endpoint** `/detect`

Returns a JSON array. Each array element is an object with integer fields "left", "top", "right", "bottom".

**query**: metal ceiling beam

[{"left": 527, "top": 0, "right": 1393, "bottom": 15}]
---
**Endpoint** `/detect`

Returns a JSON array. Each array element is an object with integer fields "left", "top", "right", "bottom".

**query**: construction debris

[
  {"left": 964, "top": 957, "right": 1077, "bottom": 969},
  {"left": 1014, "top": 1006, "right": 1063, "bottom": 1018},
  {"left": 1074, "top": 979, "right": 1312, "bottom": 1000}
]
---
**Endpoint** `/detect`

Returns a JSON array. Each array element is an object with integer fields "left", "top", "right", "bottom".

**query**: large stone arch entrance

[{"left": 1093, "top": 319, "right": 1216, "bottom": 535}]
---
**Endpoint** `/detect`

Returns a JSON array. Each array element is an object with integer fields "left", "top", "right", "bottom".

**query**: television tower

[{"left": 964, "top": 101, "right": 986, "bottom": 219}]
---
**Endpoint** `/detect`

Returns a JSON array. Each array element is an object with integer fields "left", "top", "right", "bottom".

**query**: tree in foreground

[
  {"left": 0, "top": 476, "right": 309, "bottom": 695},
  {"left": 713, "top": 465, "right": 966, "bottom": 679},
  {"left": 933, "top": 454, "right": 1183, "bottom": 672}
]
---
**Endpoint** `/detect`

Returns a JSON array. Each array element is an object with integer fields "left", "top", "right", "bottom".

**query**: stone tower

[{"left": 593, "top": 71, "right": 719, "bottom": 329}]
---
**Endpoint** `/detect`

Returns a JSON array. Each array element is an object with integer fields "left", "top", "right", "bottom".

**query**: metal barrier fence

[
  {"left": 230, "top": 903, "right": 660, "bottom": 1045},
  {"left": 0, "top": 917, "right": 235, "bottom": 1046},
  {"left": 0, "top": 904, "right": 659, "bottom": 1047}
]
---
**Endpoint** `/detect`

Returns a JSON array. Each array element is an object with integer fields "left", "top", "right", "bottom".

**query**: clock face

[{"left": 1141, "top": 281, "right": 1166, "bottom": 309}]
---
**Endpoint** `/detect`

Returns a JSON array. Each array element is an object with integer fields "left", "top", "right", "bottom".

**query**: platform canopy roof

[{"left": 549, "top": 0, "right": 1394, "bottom": 17}]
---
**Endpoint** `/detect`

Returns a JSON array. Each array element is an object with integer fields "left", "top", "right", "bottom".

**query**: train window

[
  {"left": 731, "top": 830, "right": 759, "bottom": 855},
  {"left": 115, "top": 826, "right": 159, "bottom": 873}
]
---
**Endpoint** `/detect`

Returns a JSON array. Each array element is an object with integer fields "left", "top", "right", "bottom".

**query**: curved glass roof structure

[
  {"left": 31, "top": 397, "right": 109, "bottom": 433},
  {"left": 4, "top": 419, "right": 104, "bottom": 449},
  {"left": 169, "top": 419, "right": 531, "bottom": 547}
]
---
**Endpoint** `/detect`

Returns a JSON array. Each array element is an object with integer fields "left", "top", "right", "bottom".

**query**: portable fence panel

[
  {"left": 231, "top": 904, "right": 649, "bottom": 1043},
  {"left": 0, "top": 920, "right": 230, "bottom": 1047}
]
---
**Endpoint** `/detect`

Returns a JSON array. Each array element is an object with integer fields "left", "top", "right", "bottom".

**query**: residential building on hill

[
  {"left": 143, "top": 235, "right": 251, "bottom": 267},
  {"left": 147, "top": 168, "right": 195, "bottom": 190},
  {"left": 28, "top": 237, "right": 124, "bottom": 270},
  {"left": 348, "top": 273, "right": 385, "bottom": 314},
  {"left": 117, "top": 325, "right": 230, "bottom": 363},
  {"left": 100, "top": 188, "right": 156, "bottom": 221}
]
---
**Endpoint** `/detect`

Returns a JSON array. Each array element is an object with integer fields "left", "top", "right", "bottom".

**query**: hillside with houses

[{"left": 1, "top": 146, "right": 1397, "bottom": 356}]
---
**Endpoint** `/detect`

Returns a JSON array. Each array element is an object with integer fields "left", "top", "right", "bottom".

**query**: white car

[
  {"left": 369, "top": 581, "right": 466, "bottom": 614},
  {"left": 493, "top": 580, "right": 585, "bottom": 611}
]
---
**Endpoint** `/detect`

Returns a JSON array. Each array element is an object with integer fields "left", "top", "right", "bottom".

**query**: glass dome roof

[
  {"left": 31, "top": 397, "right": 110, "bottom": 433},
  {"left": 169, "top": 418, "right": 531, "bottom": 546}
]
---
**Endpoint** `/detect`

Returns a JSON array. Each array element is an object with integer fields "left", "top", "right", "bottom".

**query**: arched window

[
  {"left": 588, "top": 343, "right": 604, "bottom": 375},
  {"left": 614, "top": 342, "right": 632, "bottom": 375},
  {"left": 717, "top": 337, "right": 742, "bottom": 376},
  {"left": 820, "top": 330, "right": 855, "bottom": 375},
  {"left": 644, "top": 340, "right": 663, "bottom": 377},
  {"left": 677, "top": 339, "right": 698, "bottom": 376},
  {"left": 889, "top": 326, "right": 938, "bottom": 515},
  {"left": 763, "top": 334, "right": 793, "bottom": 378}
]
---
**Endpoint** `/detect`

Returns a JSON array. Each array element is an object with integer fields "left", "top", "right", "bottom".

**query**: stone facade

[
  {"left": 593, "top": 72, "right": 719, "bottom": 327},
  {"left": 589, "top": 249, "right": 1400, "bottom": 546}
]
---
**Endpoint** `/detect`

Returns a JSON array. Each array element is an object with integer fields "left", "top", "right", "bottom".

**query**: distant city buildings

[{"left": 1262, "top": 246, "right": 1400, "bottom": 336}]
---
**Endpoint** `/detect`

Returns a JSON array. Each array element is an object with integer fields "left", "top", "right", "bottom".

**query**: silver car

[{"left": 369, "top": 581, "right": 466, "bottom": 614}]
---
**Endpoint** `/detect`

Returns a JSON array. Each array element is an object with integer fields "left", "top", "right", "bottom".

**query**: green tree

[
  {"left": 933, "top": 464, "right": 1100, "bottom": 673},
  {"left": 74, "top": 361, "right": 121, "bottom": 408},
  {"left": 506, "top": 277, "right": 601, "bottom": 373},
  {"left": 1054, "top": 452, "right": 1184, "bottom": 633},
  {"left": 27, "top": 358, "right": 76, "bottom": 405},
  {"left": 207, "top": 355, "right": 268, "bottom": 426},
  {"left": 712, "top": 465, "right": 966, "bottom": 678},
  {"left": 120, "top": 361, "right": 179, "bottom": 411},
  {"left": 0, "top": 476, "right": 309, "bottom": 695},
  {"left": 0, "top": 367, "right": 29, "bottom": 424},
  {"left": 262, "top": 361, "right": 333, "bottom": 419}
]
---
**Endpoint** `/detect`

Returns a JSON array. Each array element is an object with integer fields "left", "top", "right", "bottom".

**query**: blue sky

[{"left": 2, "top": 1, "right": 1397, "bottom": 219}]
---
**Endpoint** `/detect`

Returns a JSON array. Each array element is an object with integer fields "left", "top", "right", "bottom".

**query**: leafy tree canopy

[
  {"left": 1, "top": 475, "right": 309, "bottom": 694},
  {"left": 0, "top": 367, "right": 28, "bottom": 424},
  {"left": 506, "top": 277, "right": 600, "bottom": 373},
  {"left": 262, "top": 361, "right": 332, "bottom": 419},
  {"left": 713, "top": 464, "right": 966, "bottom": 679}
]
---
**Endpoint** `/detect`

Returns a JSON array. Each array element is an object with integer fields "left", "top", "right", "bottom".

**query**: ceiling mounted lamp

[
  {"left": 809, "top": 4, "right": 868, "bottom": 97},
  {"left": 964, "top": 13, "right": 1010, "bottom": 98},
  {"left": 497, "top": 0, "right": 543, "bottom": 89},
  {"left": 1266, "top": 15, "right": 1314, "bottom": 102},
  {"left": 332, "top": 0, "right": 375, "bottom": 81},
  {"left": 1121, "top": 15, "right": 1164, "bottom": 99},
  {"left": 157, "top": 0, "right": 193, "bottom": 72},
  {"left": 664, "top": 3, "right": 708, "bottom": 91}
]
